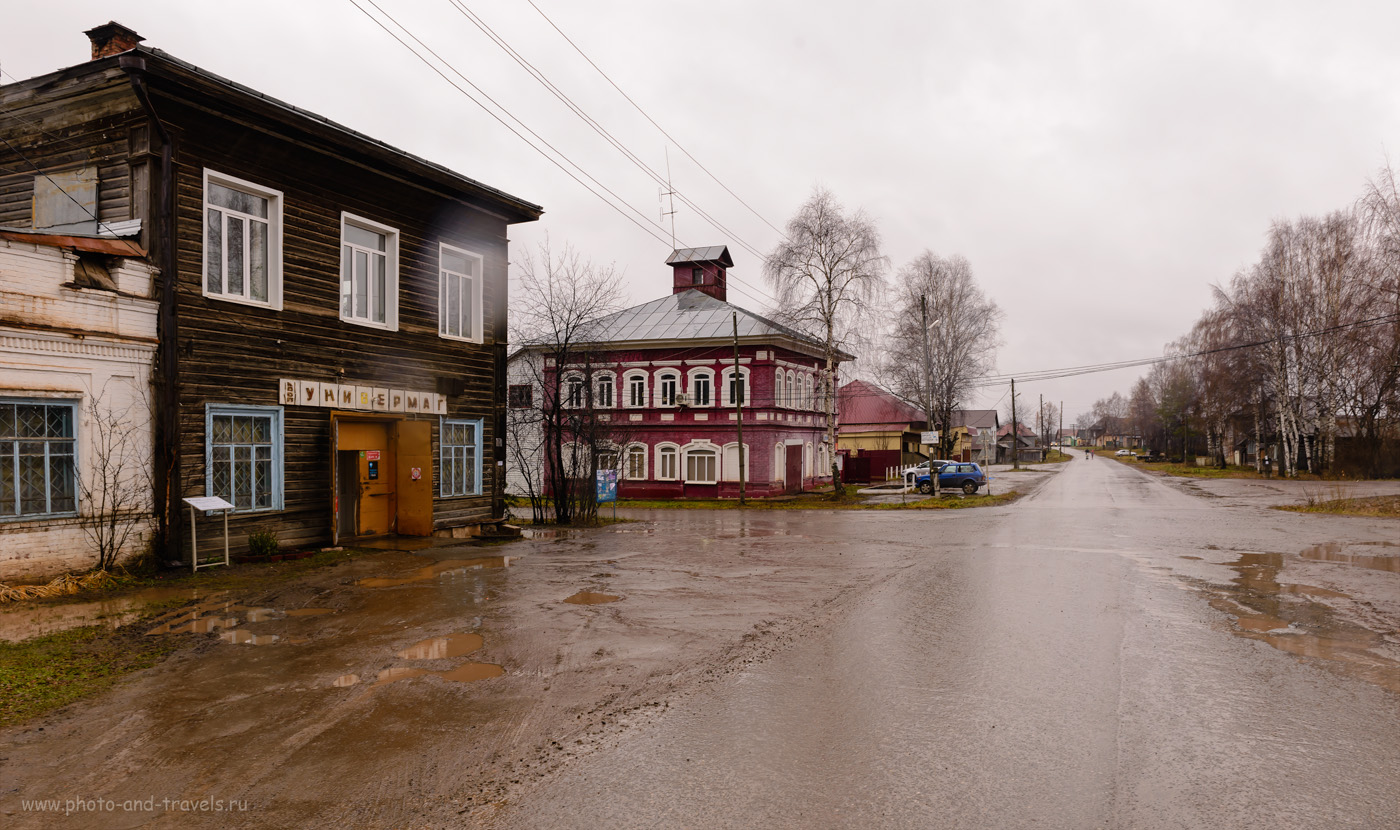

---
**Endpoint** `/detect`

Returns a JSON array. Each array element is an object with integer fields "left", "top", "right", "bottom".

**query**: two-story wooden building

[
  {"left": 508, "top": 246, "right": 845, "bottom": 499},
  {"left": 0, "top": 23, "right": 541, "bottom": 565}
]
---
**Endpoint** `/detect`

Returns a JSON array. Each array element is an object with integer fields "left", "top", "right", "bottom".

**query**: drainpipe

[{"left": 120, "top": 54, "right": 181, "bottom": 563}]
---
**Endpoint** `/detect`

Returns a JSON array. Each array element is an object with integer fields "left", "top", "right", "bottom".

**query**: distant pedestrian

[{"left": 1262, "top": 454, "right": 1271, "bottom": 478}]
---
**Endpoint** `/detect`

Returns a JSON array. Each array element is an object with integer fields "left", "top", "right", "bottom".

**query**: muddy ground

[{"left": 0, "top": 457, "right": 1396, "bottom": 828}]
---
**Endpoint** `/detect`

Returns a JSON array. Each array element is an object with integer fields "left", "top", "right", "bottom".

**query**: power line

[
  {"left": 0, "top": 132, "right": 119, "bottom": 237},
  {"left": 523, "top": 0, "right": 789, "bottom": 241}
]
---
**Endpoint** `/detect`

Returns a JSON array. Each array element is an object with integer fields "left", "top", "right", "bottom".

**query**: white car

[{"left": 1114, "top": 449, "right": 1136, "bottom": 457}]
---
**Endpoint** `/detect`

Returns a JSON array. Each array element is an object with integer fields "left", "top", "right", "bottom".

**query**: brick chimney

[
  {"left": 84, "top": 22, "right": 144, "bottom": 60},
  {"left": 667, "top": 245, "right": 734, "bottom": 302}
]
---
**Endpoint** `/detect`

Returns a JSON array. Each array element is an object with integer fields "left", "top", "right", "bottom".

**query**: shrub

[{"left": 247, "top": 530, "right": 280, "bottom": 559}]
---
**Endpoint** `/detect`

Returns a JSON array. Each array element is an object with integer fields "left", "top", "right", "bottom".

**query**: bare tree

[
  {"left": 878, "top": 251, "right": 1003, "bottom": 462},
  {"left": 764, "top": 188, "right": 888, "bottom": 494},
  {"left": 77, "top": 379, "right": 152, "bottom": 572},
  {"left": 511, "top": 240, "right": 628, "bottom": 524}
]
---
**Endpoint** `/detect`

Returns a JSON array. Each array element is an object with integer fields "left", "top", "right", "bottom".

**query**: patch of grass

[
  {"left": 1274, "top": 494, "right": 1400, "bottom": 518},
  {"left": 1112, "top": 456, "right": 1265, "bottom": 479},
  {"left": 0, "top": 624, "right": 184, "bottom": 727},
  {"left": 1030, "top": 450, "right": 1072, "bottom": 464},
  {"left": 868, "top": 491, "right": 1021, "bottom": 510}
]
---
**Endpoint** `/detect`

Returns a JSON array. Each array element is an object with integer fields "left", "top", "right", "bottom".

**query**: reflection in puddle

[
  {"left": 372, "top": 663, "right": 504, "bottom": 686},
  {"left": 0, "top": 587, "right": 211, "bottom": 642},
  {"left": 564, "top": 591, "right": 621, "bottom": 605},
  {"left": 357, "top": 557, "right": 513, "bottom": 588},
  {"left": 1197, "top": 551, "right": 1400, "bottom": 693},
  {"left": 220, "top": 630, "right": 280, "bottom": 645},
  {"left": 333, "top": 674, "right": 360, "bottom": 687},
  {"left": 1300, "top": 541, "right": 1400, "bottom": 573},
  {"left": 398, "top": 632, "right": 484, "bottom": 660},
  {"left": 147, "top": 616, "right": 238, "bottom": 635},
  {"left": 1180, "top": 555, "right": 1203, "bottom": 560},
  {"left": 283, "top": 608, "right": 335, "bottom": 617}
]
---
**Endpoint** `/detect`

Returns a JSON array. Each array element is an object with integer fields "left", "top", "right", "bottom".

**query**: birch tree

[{"left": 764, "top": 188, "right": 888, "bottom": 494}]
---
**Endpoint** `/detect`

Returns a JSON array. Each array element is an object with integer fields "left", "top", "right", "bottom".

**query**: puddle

[
  {"left": 373, "top": 663, "right": 504, "bottom": 686},
  {"left": 1299, "top": 541, "right": 1400, "bottom": 574},
  {"left": 398, "top": 632, "right": 484, "bottom": 660},
  {"left": 0, "top": 587, "right": 211, "bottom": 642},
  {"left": 149, "top": 617, "right": 238, "bottom": 635},
  {"left": 244, "top": 608, "right": 281, "bottom": 622},
  {"left": 1180, "top": 555, "right": 1203, "bottom": 560},
  {"left": 1193, "top": 551, "right": 1400, "bottom": 693},
  {"left": 357, "top": 557, "right": 513, "bottom": 588},
  {"left": 520, "top": 527, "right": 561, "bottom": 540},
  {"left": 220, "top": 631, "right": 280, "bottom": 645},
  {"left": 283, "top": 608, "right": 335, "bottom": 617},
  {"left": 564, "top": 591, "right": 621, "bottom": 605},
  {"left": 333, "top": 674, "right": 360, "bottom": 687}
]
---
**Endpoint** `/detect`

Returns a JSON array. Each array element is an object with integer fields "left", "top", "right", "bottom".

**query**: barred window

[
  {"left": 0, "top": 400, "right": 76, "bottom": 519},
  {"left": 441, "top": 419, "right": 482, "bottom": 497},
  {"left": 207, "top": 405, "right": 282, "bottom": 511}
]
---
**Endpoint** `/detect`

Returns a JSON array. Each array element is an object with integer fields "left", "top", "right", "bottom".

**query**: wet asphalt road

[{"left": 499, "top": 455, "right": 1400, "bottom": 829}]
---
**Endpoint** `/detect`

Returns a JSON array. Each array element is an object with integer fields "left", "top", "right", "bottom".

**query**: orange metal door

[
  {"left": 337, "top": 421, "right": 394, "bottom": 537},
  {"left": 393, "top": 419, "right": 433, "bottom": 536}
]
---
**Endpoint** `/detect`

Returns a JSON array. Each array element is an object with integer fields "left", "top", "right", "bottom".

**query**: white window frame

[
  {"left": 656, "top": 442, "right": 679, "bottom": 481},
  {"left": 688, "top": 369, "right": 714, "bottom": 407},
  {"left": 440, "top": 418, "right": 483, "bottom": 497},
  {"left": 202, "top": 169, "right": 283, "bottom": 310},
  {"left": 624, "top": 370, "right": 649, "bottom": 409},
  {"left": 682, "top": 442, "right": 718, "bottom": 484},
  {"left": 205, "top": 403, "right": 284, "bottom": 513},
  {"left": 787, "top": 370, "right": 798, "bottom": 410},
  {"left": 774, "top": 368, "right": 786, "bottom": 408},
  {"left": 0, "top": 398, "right": 79, "bottom": 520},
  {"left": 624, "top": 443, "right": 648, "bottom": 481},
  {"left": 721, "top": 366, "right": 751, "bottom": 408},
  {"left": 721, "top": 442, "right": 750, "bottom": 482},
  {"left": 340, "top": 212, "right": 400, "bottom": 331},
  {"left": 656, "top": 370, "right": 680, "bottom": 407},
  {"left": 563, "top": 371, "right": 586, "bottom": 409},
  {"left": 438, "top": 242, "right": 484, "bottom": 343},
  {"left": 594, "top": 372, "right": 615, "bottom": 409}
]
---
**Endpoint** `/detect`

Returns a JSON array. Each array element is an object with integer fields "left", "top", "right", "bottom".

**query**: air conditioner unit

[{"left": 674, "top": 393, "right": 691, "bottom": 407}]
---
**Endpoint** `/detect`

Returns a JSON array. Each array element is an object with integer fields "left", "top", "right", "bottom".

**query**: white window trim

[
  {"left": 774, "top": 368, "right": 785, "bottom": 408},
  {"left": 438, "top": 242, "right": 484, "bottom": 344},
  {"left": 720, "top": 441, "right": 750, "bottom": 483},
  {"left": 624, "top": 442, "right": 648, "bottom": 481},
  {"left": 202, "top": 169, "right": 283, "bottom": 310},
  {"left": 623, "top": 370, "right": 649, "bottom": 409},
  {"left": 440, "top": 418, "right": 484, "bottom": 497},
  {"left": 340, "top": 211, "right": 400, "bottom": 331},
  {"left": 655, "top": 442, "right": 680, "bottom": 481},
  {"left": 721, "top": 366, "right": 751, "bottom": 408},
  {"left": 205, "top": 403, "right": 284, "bottom": 513},
  {"left": 594, "top": 372, "right": 615, "bottom": 409},
  {"left": 687, "top": 368, "right": 715, "bottom": 408},
  {"left": 682, "top": 441, "right": 718, "bottom": 484},
  {"left": 787, "top": 370, "right": 798, "bottom": 410},
  {"left": 654, "top": 370, "right": 681, "bottom": 408},
  {"left": 562, "top": 371, "right": 586, "bottom": 409}
]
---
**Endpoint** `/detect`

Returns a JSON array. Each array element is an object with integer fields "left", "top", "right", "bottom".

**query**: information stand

[{"left": 182, "top": 496, "right": 235, "bottom": 573}]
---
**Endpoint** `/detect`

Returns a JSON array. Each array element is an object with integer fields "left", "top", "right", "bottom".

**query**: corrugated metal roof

[
  {"left": 665, "top": 246, "right": 733, "bottom": 267},
  {"left": 838, "top": 379, "right": 925, "bottom": 427},
  {"left": 579, "top": 289, "right": 839, "bottom": 356}
]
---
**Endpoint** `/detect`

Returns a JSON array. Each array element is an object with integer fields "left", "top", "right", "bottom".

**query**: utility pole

[
  {"left": 733, "top": 312, "right": 745, "bottom": 505},
  {"left": 1010, "top": 378, "right": 1020, "bottom": 471},
  {"left": 1039, "top": 393, "right": 1044, "bottom": 461},
  {"left": 1059, "top": 401, "right": 1063, "bottom": 458},
  {"left": 921, "top": 296, "right": 939, "bottom": 498}
]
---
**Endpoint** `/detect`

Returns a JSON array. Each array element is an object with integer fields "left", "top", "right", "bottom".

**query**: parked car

[
  {"left": 1115, "top": 449, "right": 1137, "bottom": 457},
  {"left": 916, "top": 462, "right": 987, "bottom": 495},
  {"left": 902, "top": 459, "right": 952, "bottom": 487}
]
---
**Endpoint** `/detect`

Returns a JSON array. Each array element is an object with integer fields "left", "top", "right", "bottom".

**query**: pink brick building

[{"left": 508, "top": 246, "right": 847, "bottom": 499}]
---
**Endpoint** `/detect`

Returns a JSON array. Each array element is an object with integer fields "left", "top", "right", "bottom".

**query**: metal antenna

[{"left": 659, "top": 146, "right": 677, "bottom": 247}]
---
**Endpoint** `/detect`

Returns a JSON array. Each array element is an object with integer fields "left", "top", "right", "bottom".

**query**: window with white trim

[
  {"left": 340, "top": 213, "right": 399, "bottom": 329},
  {"left": 625, "top": 371, "right": 648, "bottom": 408},
  {"left": 657, "top": 371, "right": 680, "bottom": 407},
  {"left": 656, "top": 443, "right": 678, "bottom": 480},
  {"left": 595, "top": 373, "right": 614, "bottom": 408},
  {"left": 564, "top": 373, "right": 586, "bottom": 408},
  {"left": 689, "top": 369, "right": 713, "bottom": 407},
  {"left": 721, "top": 443, "right": 749, "bottom": 482},
  {"left": 0, "top": 400, "right": 76, "bottom": 519},
  {"left": 774, "top": 368, "right": 785, "bottom": 408},
  {"left": 787, "top": 370, "right": 797, "bottom": 409},
  {"left": 207, "top": 404, "right": 283, "bottom": 512},
  {"left": 684, "top": 445, "right": 717, "bottom": 484},
  {"left": 721, "top": 367, "right": 750, "bottom": 407},
  {"left": 439, "top": 243, "right": 483, "bottom": 343},
  {"left": 625, "top": 443, "right": 647, "bottom": 480},
  {"left": 441, "top": 419, "right": 482, "bottom": 497},
  {"left": 203, "top": 170, "right": 282, "bottom": 308}
]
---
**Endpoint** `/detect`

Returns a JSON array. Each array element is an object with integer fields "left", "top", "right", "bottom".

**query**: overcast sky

[{"left": 7, "top": 1, "right": 1399, "bottom": 421}]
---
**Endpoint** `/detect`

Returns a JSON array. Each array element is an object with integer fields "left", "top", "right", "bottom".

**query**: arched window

[
  {"left": 688, "top": 368, "right": 714, "bottom": 407},
  {"left": 656, "top": 443, "right": 679, "bottom": 480},
  {"left": 594, "top": 372, "right": 614, "bottom": 408},
  {"left": 683, "top": 443, "right": 718, "bottom": 484},
  {"left": 721, "top": 366, "right": 750, "bottom": 407},
  {"left": 801, "top": 374, "right": 812, "bottom": 410},
  {"left": 786, "top": 370, "right": 797, "bottom": 410},
  {"left": 805, "top": 442, "right": 813, "bottom": 478},
  {"left": 563, "top": 371, "right": 585, "bottom": 409},
  {"left": 656, "top": 370, "right": 680, "bottom": 407},
  {"left": 721, "top": 442, "right": 750, "bottom": 482},
  {"left": 774, "top": 368, "right": 786, "bottom": 408},
  {"left": 774, "top": 442, "right": 785, "bottom": 483},
  {"left": 623, "top": 370, "right": 648, "bottom": 408},
  {"left": 625, "top": 443, "right": 647, "bottom": 480}
]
